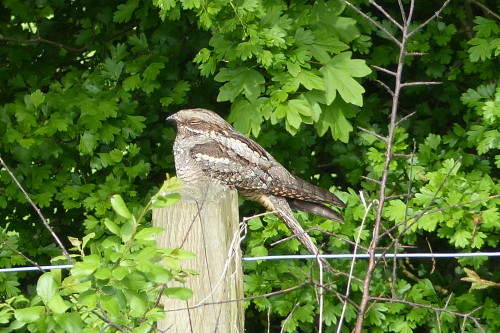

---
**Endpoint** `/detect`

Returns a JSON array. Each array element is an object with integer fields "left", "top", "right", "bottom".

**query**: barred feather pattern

[{"left": 168, "top": 108, "right": 345, "bottom": 260}]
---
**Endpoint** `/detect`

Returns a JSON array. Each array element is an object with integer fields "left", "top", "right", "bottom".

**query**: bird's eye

[{"left": 187, "top": 119, "right": 201, "bottom": 125}]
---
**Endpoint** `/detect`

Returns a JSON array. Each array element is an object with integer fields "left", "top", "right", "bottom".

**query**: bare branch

[
  {"left": 342, "top": 0, "right": 402, "bottom": 47},
  {"left": 370, "top": 296, "right": 485, "bottom": 330},
  {"left": 361, "top": 175, "right": 382, "bottom": 185},
  {"left": 337, "top": 199, "right": 375, "bottom": 333},
  {"left": 408, "top": 0, "right": 452, "bottom": 38},
  {"left": 380, "top": 194, "right": 500, "bottom": 242},
  {"left": 397, "top": 0, "right": 407, "bottom": 24},
  {"left": 0, "top": 156, "right": 73, "bottom": 263},
  {"left": 165, "top": 282, "right": 309, "bottom": 313},
  {"left": 357, "top": 126, "right": 388, "bottom": 142},
  {"left": 372, "top": 65, "right": 397, "bottom": 76},
  {"left": 0, "top": 239, "right": 46, "bottom": 272},
  {"left": 0, "top": 35, "right": 87, "bottom": 53},
  {"left": 308, "top": 227, "right": 370, "bottom": 251},
  {"left": 369, "top": 0, "right": 404, "bottom": 31},
  {"left": 406, "top": 52, "right": 428, "bottom": 56},
  {"left": 469, "top": 0, "right": 500, "bottom": 21},
  {"left": 401, "top": 81, "right": 442, "bottom": 88},
  {"left": 395, "top": 111, "right": 417, "bottom": 126},
  {"left": 375, "top": 79, "right": 395, "bottom": 96}
]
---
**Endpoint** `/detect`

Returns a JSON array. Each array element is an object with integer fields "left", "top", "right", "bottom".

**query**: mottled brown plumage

[{"left": 167, "top": 108, "right": 344, "bottom": 259}]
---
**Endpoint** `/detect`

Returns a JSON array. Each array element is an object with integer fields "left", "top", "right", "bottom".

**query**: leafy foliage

[
  {"left": 0, "top": 178, "right": 194, "bottom": 331},
  {"left": 0, "top": 0, "right": 499, "bottom": 332}
]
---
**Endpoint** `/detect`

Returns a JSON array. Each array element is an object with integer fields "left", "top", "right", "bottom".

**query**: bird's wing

[
  {"left": 189, "top": 140, "right": 274, "bottom": 191},
  {"left": 267, "top": 175, "right": 345, "bottom": 208}
]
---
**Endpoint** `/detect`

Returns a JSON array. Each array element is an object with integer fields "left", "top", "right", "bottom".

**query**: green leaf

[
  {"left": 250, "top": 245, "right": 268, "bottom": 257},
  {"left": 14, "top": 306, "right": 44, "bottom": 323},
  {"left": 102, "top": 58, "right": 125, "bottom": 79},
  {"left": 30, "top": 90, "right": 45, "bottom": 109},
  {"left": 163, "top": 287, "right": 193, "bottom": 300},
  {"left": 114, "top": 0, "right": 139, "bottom": 23},
  {"left": 111, "top": 194, "right": 132, "bottom": 219},
  {"left": 385, "top": 200, "right": 407, "bottom": 222},
  {"left": 99, "top": 294, "right": 121, "bottom": 319},
  {"left": 53, "top": 313, "right": 83, "bottom": 333},
  {"left": 473, "top": 16, "right": 499, "bottom": 38},
  {"left": 122, "top": 289, "right": 148, "bottom": 317},
  {"left": 48, "top": 295, "right": 69, "bottom": 314},
  {"left": 143, "top": 63, "right": 165, "bottom": 81},
  {"left": 284, "top": 99, "right": 311, "bottom": 130},
  {"left": 36, "top": 273, "right": 57, "bottom": 305},
  {"left": 104, "top": 219, "right": 121, "bottom": 235},
  {"left": 94, "top": 267, "right": 112, "bottom": 280},
  {"left": 315, "top": 101, "right": 353, "bottom": 142},
  {"left": 123, "top": 74, "right": 141, "bottom": 91},
  {"left": 71, "top": 258, "right": 100, "bottom": 278},
  {"left": 149, "top": 193, "right": 181, "bottom": 209},
  {"left": 120, "top": 218, "right": 135, "bottom": 242},
  {"left": 320, "top": 52, "right": 371, "bottom": 106},
  {"left": 468, "top": 38, "right": 491, "bottom": 62},
  {"left": 122, "top": 272, "right": 148, "bottom": 290},
  {"left": 113, "top": 266, "right": 130, "bottom": 280},
  {"left": 418, "top": 212, "right": 443, "bottom": 231},
  {"left": 296, "top": 69, "right": 324, "bottom": 91},
  {"left": 215, "top": 67, "right": 265, "bottom": 103},
  {"left": 367, "top": 303, "right": 388, "bottom": 326},
  {"left": 135, "top": 227, "right": 164, "bottom": 240},
  {"left": 228, "top": 99, "right": 264, "bottom": 137},
  {"left": 450, "top": 229, "right": 472, "bottom": 248},
  {"left": 128, "top": 33, "right": 148, "bottom": 52}
]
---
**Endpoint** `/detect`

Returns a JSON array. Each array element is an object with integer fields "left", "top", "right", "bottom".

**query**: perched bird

[{"left": 167, "top": 108, "right": 344, "bottom": 260}]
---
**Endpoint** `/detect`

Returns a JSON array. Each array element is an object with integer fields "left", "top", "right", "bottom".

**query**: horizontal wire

[
  {"left": 243, "top": 252, "right": 500, "bottom": 261},
  {"left": 1, "top": 252, "right": 498, "bottom": 273},
  {"left": 0, "top": 264, "right": 74, "bottom": 273}
]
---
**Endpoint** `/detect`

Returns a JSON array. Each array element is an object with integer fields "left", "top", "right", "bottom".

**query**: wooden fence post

[{"left": 152, "top": 182, "right": 244, "bottom": 332}]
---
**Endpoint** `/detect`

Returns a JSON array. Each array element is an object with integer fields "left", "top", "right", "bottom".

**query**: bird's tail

[
  {"left": 268, "top": 196, "right": 334, "bottom": 272},
  {"left": 287, "top": 198, "right": 344, "bottom": 223}
]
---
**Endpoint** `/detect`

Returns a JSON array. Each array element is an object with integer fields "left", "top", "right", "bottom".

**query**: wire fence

[{"left": 1, "top": 252, "right": 498, "bottom": 273}]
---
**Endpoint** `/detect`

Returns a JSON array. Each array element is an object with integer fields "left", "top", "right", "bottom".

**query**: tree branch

[
  {"left": 342, "top": 0, "right": 402, "bottom": 47},
  {"left": 0, "top": 156, "right": 73, "bottom": 263},
  {"left": 0, "top": 35, "right": 87, "bottom": 53}
]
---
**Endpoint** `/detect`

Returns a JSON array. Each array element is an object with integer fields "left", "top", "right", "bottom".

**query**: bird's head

[{"left": 167, "top": 108, "right": 233, "bottom": 137}]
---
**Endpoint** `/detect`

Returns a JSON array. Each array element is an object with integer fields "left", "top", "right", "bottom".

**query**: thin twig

[
  {"left": 406, "top": 52, "right": 428, "bottom": 56},
  {"left": 401, "top": 81, "right": 442, "bottom": 87},
  {"left": 164, "top": 282, "right": 309, "bottom": 312},
  {"left": 369, "top": 296, "right": 484, "bottom": 329},
  {"left": 357, "top": 126, "right": 388, "bottom": 142},
  {"left": 0, "top": 35, "right": 87, "bottom": 53},
  {"left": 378, "top": 157, "right": 466, "bottom": 241},
  {"left": 342, "top": 0, "right": 403, "bottom": 47},
  {"left": 361, "top": 175, "right": 382, "bottom": 185},
  {"left": 308, "top": 227, "right": 370, "bottom": 251},
  {"left": 397, "top": 0, "right": 407, "bottom": 25},
  {"left": 469, "top": 0, "right": 500, "bottom": 20},
  {"left": 373, "top": 157, "right": 463, "bottom": 273},
  {"left": 0, "top": 239, "right": 46, "bottom": 272},
  {"left": 372, "top": 65, "right": 397, "bottom": 76},
  {"left": 0, "top": 156, "right": 73, "bottom": 263},
  {"left": 407, "top": 0, "right": 452, "bottom": 38},
  {"left": 374, "top": 79, "right": 395, "bottom": 96},
  {"left": 354, "top": 1, "right": 413, "bottom": 330},
  {"left": 369, "top": 0, "right": 404, "bottom": 31},
  {"left": 337, "top": 198, "right": 374, "bottom": 333},
  {"left": 91, "top": 309, "right": 130, "bottom": 333},
  {"left": 395, "top": 111, "right": 417, "bottom": 126}
]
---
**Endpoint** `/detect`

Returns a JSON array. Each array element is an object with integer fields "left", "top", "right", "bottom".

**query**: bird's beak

[{"left": 166, "top": 114, "right": 176, "bottom": 123}]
